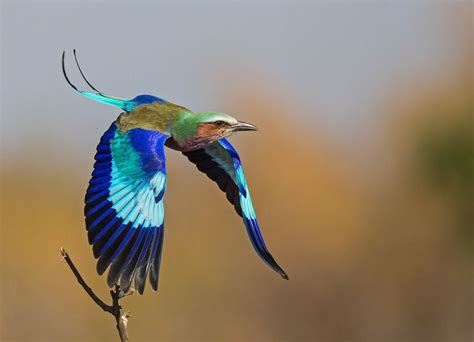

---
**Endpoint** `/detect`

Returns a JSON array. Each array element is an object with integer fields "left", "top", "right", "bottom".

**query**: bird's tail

[{"left": 62, "top": 50, "right": 129, "bottom": 111}]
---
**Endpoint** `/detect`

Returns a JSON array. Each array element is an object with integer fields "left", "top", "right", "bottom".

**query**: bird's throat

[{"left": 165, "top": 134, "right": 221, "bottom": 152}]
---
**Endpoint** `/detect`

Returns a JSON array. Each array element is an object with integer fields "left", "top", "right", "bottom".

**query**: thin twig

[
  {"left": 60, "top": 247, "right": 131, "bottom": 341},
  {"left": 111, "top": 285, "right": 131, "bottom": 342}
]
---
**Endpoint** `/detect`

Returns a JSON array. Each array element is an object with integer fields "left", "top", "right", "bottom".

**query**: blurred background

[{"left": 1, "top": 1, "right": 472, "bottom": 341}]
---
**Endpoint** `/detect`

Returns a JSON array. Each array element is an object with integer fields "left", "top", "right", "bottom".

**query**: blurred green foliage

[
  {"left": 417, "top": 103, "right": 473, "bottom": 192},
  {"left": 415, "top": 101, "right": 473, "bottom": 256}
]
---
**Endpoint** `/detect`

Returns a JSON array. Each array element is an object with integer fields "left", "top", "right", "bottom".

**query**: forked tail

[{"left": 62, "top": 50, "right": 129, "bottom": 110}]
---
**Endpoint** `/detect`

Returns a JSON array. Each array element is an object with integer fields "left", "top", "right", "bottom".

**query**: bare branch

[
  {"left": 60, "top": 247, "right": 131, "bottom": 341},
  {"left": 111, "top": 286, "right": 131, "bottom": 342},
  {"left": 60, "top": 247, "right": 113, "bottom": 313}
]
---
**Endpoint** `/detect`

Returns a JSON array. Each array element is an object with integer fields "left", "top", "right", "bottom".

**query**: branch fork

[{"left": 60, "top": 247, "right": 131, "bottom": 341}]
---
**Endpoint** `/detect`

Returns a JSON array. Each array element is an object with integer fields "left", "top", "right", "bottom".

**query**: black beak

[{"left": 232, "top": 121, "right": 258, "bottom": 132}]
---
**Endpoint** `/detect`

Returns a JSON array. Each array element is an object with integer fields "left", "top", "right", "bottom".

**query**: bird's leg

[{"left": 115, "top": 284, "right": 135, "bottom": 298}]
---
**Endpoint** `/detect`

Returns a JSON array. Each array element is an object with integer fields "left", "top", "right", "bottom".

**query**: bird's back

[{"left": 116, "top": 100, "right": 192, "bottom": 134}]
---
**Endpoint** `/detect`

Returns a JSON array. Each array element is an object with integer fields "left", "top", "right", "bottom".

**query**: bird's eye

[{"left": 215, "top": 121, "right": 226, "bottom": 126}]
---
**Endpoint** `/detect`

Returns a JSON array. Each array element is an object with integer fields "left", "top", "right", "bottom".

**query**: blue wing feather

[
  {"left": 85, "top": 122, "right": 169, "bottom": 294},
  {"left": 183, "top": 139, "right": 288, "bottom": 279}
]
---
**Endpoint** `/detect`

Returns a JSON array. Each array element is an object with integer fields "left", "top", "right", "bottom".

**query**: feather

[
  {"left": 84, "top": 122, "right": 169, "bottom": 293},
  {"left": 183, "top": 139, "right": 288, "bottom": 279}
]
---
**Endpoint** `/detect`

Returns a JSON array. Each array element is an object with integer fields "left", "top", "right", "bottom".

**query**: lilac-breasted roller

[{"left": 62, "top": 51, "right": 288, "bottom": 295}]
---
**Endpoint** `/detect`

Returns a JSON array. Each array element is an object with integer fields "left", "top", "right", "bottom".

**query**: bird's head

[
  {"left": 194, "top": 112, "right": 257, "bottom": 138},
  {"left": 171, "top": 112, "right": 257, "bottom": 150}
]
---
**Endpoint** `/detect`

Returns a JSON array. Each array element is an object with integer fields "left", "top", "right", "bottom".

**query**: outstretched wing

[
  {"left": 183, "top": 139, "right": 288, "bottom": 279},
  {"left": 85, "top": 122, "right": 168, "bottom": 294}
]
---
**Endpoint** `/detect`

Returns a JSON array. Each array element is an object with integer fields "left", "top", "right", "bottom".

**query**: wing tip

[
  {"left": 280, "top": 271, "right": 289, "bottom": 280},
  {"left": 150, "top": 277, "right": 159, "bottom": 291}
]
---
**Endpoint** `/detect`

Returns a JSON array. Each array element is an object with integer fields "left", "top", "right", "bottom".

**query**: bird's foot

[{"left": 117, "top": 287, "right": 135, "bottom": 298}]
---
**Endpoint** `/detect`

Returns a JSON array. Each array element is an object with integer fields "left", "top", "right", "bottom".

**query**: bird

[{"left": 62, "top": 50, "right": 288, "bottom": 295}]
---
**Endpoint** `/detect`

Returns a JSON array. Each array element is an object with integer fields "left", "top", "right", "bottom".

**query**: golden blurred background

[{"left": 1, "top": 2, "right": 472, "bottom": 341}]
